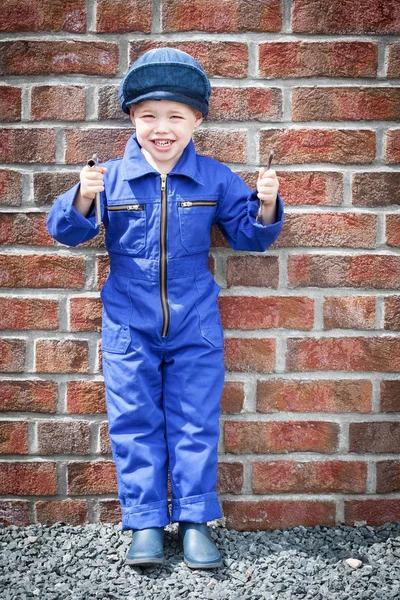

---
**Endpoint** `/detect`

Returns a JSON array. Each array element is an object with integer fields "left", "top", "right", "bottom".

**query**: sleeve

[
  {"left": 215, "top": 172, "right": 284, "bottom": 252},
  {"left": 46, "top": 182, "right": 105, "bottom": 247}
]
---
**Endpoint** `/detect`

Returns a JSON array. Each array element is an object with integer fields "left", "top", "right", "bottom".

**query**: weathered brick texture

[{"left": 1, "top": 0, "right": 399, "bottom": 530}]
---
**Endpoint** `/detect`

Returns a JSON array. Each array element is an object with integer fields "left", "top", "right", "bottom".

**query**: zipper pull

[
  {"left": 180, "top": 201, "right": 193, "bottom": 207},
  {"left": 161, "top": 174, "right": 167, "bottom": 191}
]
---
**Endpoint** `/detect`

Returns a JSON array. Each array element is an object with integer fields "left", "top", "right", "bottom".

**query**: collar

[{"left": 121, "top": 134, "right": 204, "bottom": 186}]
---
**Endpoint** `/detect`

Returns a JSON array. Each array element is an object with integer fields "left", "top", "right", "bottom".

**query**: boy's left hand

[{"left": 256, "top": 167, "right": 279, "bottom": 225}]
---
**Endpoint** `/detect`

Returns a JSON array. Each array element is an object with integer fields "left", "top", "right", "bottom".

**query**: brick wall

[{"left": 0, "top": 0, "right": 399, "bottom": 530}]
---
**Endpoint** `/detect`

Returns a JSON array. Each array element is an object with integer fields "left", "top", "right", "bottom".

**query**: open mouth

[{"left": 152, "top": 139, "right": 174, "bottom": 148}]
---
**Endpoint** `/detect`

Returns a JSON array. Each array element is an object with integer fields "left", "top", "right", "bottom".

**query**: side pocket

[
  {"left": 100, "top": 273, "right": 131, "bottom": 354},
  {"left": 201, "top": 325, "right": 225, "bottom": 348}
]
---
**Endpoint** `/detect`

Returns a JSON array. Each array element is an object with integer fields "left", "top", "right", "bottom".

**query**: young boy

[{"left": 47, "top": 48, "right": 284, "bottom": 569}]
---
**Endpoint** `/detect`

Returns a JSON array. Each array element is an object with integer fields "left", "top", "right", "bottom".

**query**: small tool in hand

[
  {"left": 87, "top": 153, "right": 102, "bottom": 226},
  {"left": 256, "top": 150, "right": 275, "bottom": 223}
]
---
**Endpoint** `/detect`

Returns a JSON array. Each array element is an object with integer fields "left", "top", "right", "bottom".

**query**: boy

[{"left": 47, "top": 48, "right": 284, "bottom": 569}]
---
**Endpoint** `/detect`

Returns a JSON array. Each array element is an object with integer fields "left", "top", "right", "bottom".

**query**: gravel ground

[{"left": 1, "top": 520, "right": 399, "bottom": 600}]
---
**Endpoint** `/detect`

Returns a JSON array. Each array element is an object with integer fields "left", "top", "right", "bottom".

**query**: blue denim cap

[{"left": 119, "top": 48, "right": 212, "bottom": 118}]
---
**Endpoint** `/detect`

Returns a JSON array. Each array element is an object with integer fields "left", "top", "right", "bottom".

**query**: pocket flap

[{"left": 201, "top": 326, "right": 224, "bottom": 348}]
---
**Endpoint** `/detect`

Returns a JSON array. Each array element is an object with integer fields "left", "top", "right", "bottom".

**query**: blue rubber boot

[
  {"left": 125, "top": 527, "right": 165, "bottom": 566},
  {"left": 179, "top": 522, "right": 222, "bottom": 569}
]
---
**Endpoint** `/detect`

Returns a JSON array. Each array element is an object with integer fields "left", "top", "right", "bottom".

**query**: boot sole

[
  {"left": 126, "top": 557, "right": 164, "bottom": 566},
  {"left": 184, "top": 558, "right": 222, "bottom": 569}
]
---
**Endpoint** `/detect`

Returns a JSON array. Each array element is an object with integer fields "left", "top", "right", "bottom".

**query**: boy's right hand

[{"left": 79, "top": 165, "right": 107, "bottom": 201}]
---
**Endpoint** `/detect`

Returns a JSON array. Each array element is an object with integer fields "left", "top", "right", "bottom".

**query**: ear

[
  {"left": 193, "top": 110, "right": 203, "bottom": 129},
  {"left": 128, "top": 107, "right": 136, "bottom": 126}
]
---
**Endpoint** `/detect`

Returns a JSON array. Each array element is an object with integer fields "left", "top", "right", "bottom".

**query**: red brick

[
  {"left": 219, "top": 296, "right": 314, "bottom": 330},
  {"left": 67, "top": 381, "right": 106, "bottom": 414},
  {"left": 98, "top": 85, "right": 128, "bottom": 121},
  {"left": 209, "top": 87, "right": 282, "bottom": 122},
  {"left": 0, "top": 42, "right": 118, "bottom": 76},
  {"left": 69, "top": 297, "right": 102, "bottom": 332},
  {"left": 386, "top": 129, "right": 400, "bottom": 164},
  {"left": 0, "top": 380, "right": 57, "bottom": 413},
  {"left": 221, "top": 381, "right": 245, "bottom": 414},
  {"left": 276, "top": 171, "right": 343, "bottom": 206},
  {"left": 386, "top": 215, "right": 400, "bottom": 247},
  {"left": 0, "top": 170, "right": 22, "bottom": 206},
  {"left": 0, "top": 298, "right": 58, "bottom": 331},
  {"left": 162, "top": 0, "right": 282, "bottom": 32},
  {"left": 259, "top": 42, "right": 377, "bottom": 78},
  {"left": 253, "top": 460, "right": 367, "bottom": 494},
  {"left": 99, "top": 422, "right": 110, "bottom": 455},
  {"left": 193, "top": 129, "right": 247, "bottom": 164},
  {"left": 0, "top": 129, "right": 55, "bottom": 163},
  {"left": 287, "top": 337, "right": 400, "bottom": 372},
  {"left": 293, "top": 87, "right": 400, "bottom": 122},
  {"left": 381, "top": 380, "right": 400, "bottom": 413},
  {"left": 350, "top": 422, "right": 400, "bottom": 453},
  {"left": 257, "top": 379, "right": 372, "bottom": 413},
  {"left": 0, "top": 338, "right": 25, "bottom": 372},
  {"left": 97, "top": 0, "right": 151, "bottom": 32},
  {"left": 0, "top": 213, "right": 54, "bottom": 246},
  {"left": 223, "top": 500, "right": 335, "bottom": 531},
  {"left": 36, "top": 340, "right": 88, "bottom": 373},
  {"left": 274, "top": 213, "right": 376, "bottom": 249},
  {"left": 33, "top": 171, "right": 80, "bottom": 206},
  {"left": 352, "top": 172, "right": 400, "bottom": 207},
  {"left": 260, "top": 129, "right": 375, "bottom": 165},
  {"left": 0, "top": 501, "right": 30, "bottom": 526},
  {"left": 97, "top": 255, "right": 110, "bottom": 289},
  {"left": 0, "top": 421, "right": 28, "bottom": 454},
  {"left": 384, "top": 296, "right": 400, "bottom": 331},
  {"left": 0, "top": 462, "right": 57, "bottom": 495},
  {"left": 0, "top": 0, "right": 86, "bottom": 32},
  {"left": 217, "top": 463, "right": 243, "bottom": 494},
  {"left": 0, "top": 255, "right": 85, "bottom": 289},
  {"left": 345, "top": 499, "right": 400, "bottom": 526},
  {"left": 99, "top": 500, "right": 121, "bottom": 523},
  {"left": 65, "top": 129, "right": 131, "bottom": 164},
  {"left": 31, "top": 86, "right": 86, "bottom": 121},
  {"left": 38, "top": 421, "right": 90, "bottom": 455},
  {"left": 0, "top": 86, "right": 21, "bottom": 122},
  {"left": 388, "top": 43, "right": 400, "bottom": 78},
  {"left": 324, "top": 297, "right": 375, "bottom": 330},
  {"left": 68, "top": 461, "right": 117, "bottom": 495},
  {"left": 288, "top": 255, "right": 400, "bottom": 289},
  {"left": 224, "top": 338, "right": 275, "bottom": 372},
  {"left": 129, "top": 41, "right": 248, "bottom": 78},
  {"left": 226, "top": 256, "right": 279, "bottom": 288},
  {"left": 224, "top": 420, "right": 338, "bottom": 453},
  {"left": 376, "top": 460, "right": 400, "bottom": 493},
  {"left": 293, "top": 0, "right": 400, "bottom": 34},
  {"left": 36, "top": 500, "right": 88, "bottom": 525}
]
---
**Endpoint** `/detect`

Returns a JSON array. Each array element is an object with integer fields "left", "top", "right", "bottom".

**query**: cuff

[
  {"left": 171, "top": 492, "right": 222, "bottom": 524},
  {"left": 61, "top": 182, "right": 98, "bottom": 230},
  {"left": 121, "top": 499, "right": 170, "bottom": 531}
]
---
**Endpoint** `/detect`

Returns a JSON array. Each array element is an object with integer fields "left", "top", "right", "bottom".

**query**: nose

[{"left": 154, "top": 118, "right": 170, "bottom": 133}]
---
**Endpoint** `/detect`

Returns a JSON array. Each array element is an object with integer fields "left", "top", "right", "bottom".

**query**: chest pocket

[
  {"left": 178, "top": 200, "right": 217, "bottom": 253},
  {"left": 106, "top": 202, "right": 146, "bottom": 255}
]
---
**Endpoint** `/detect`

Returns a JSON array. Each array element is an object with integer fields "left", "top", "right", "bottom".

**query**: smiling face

[{"left": 129, "top": 100, "right": 203, "bottom": 174}]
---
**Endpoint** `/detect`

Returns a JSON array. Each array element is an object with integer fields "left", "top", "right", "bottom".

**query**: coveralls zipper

[
  {"left": 179, "top": 201, "right": 217, "bottom": 207},
  {"left": 108, "top": 204, "right": 144, "bottom": 211},
  {"left": 160, "top": 174, "right": 170, "bottom": 337}
]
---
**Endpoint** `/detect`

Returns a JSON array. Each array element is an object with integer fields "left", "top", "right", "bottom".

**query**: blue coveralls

[{"left": 47, "top": 134, "right": 284, "bottom": 530}]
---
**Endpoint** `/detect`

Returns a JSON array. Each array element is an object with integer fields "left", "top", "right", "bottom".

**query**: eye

[{"left": 171, "top": 115, "right": 183, "bottom": 119}]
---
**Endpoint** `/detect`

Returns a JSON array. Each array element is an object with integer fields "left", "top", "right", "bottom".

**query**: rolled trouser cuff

[
  {"left": 171, "top": 492, "right": 222, "bottom": 523},
  {"left": 121, "top": 499, "right": 170, "bottom": 530}
]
